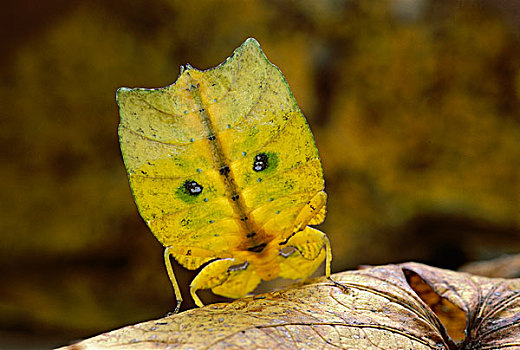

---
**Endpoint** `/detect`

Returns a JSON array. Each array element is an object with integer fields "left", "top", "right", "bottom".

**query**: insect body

[{"left": 117, "top": 38, "right": 331, "bottom": 312}]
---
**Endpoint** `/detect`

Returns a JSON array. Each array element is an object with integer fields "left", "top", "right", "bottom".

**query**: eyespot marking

[
  {"left": 184, "top": 180, "right": 203, "bottom": 196},
  {"left": 253, "top": 153, "right": 268, "bottom": 172}
]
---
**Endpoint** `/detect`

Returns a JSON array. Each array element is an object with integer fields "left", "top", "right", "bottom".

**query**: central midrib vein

[{"left": 186, "top": 72, "right": 262, "bottom": 249}]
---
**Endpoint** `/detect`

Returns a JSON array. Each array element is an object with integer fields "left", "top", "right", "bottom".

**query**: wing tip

[
  {"left": 240, "top": 37, "right": 264, "bottom": 56},
  {"left": 243, "top": 37, "right": 261, "bottom": 48},
  {"left": 115, "top": 86, "right": 133, "bottom": 105}
]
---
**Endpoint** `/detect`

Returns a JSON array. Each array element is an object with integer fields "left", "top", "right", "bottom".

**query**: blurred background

[{"left": 1, "top": 0, "right": 519, "bottom": 348}]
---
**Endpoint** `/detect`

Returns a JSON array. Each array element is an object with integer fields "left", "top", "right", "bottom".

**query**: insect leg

[
  {"left": 190, "top": 258, "right": 237, "bottom": 307},
  {"left": 323, "top": 232, "right": 331, "bottom": 277},
  {"left": 278, "top": 227, "right": 332, "bottom": 280},
  {"left": 191, "top": 258, "right": 261, "bottom": 306},
  {"left": 164, "top": 246, "right": 183, "bottom": 313},
  {"left": 293, "top": 190, "right": 327, "bottom": 232}
]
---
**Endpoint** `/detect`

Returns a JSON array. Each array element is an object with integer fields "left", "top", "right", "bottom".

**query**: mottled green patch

[{"left": 261, "top": 151, "right": 279, "bottom": 174}]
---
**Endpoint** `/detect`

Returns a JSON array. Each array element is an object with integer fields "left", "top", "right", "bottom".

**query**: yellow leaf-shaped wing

[{"left": 117, "top": 38, "right": 329, "bottom": 307}]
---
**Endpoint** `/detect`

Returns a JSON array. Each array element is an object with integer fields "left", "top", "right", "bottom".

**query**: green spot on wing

[{"left": 261, "top": 151, "right": 279, "bottom": 174}]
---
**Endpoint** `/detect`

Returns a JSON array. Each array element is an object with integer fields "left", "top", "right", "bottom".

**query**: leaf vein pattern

[
  {"left": 128, "top": 53, "right": 243, "bottom": 121},
  {"left": 327, "top": 279, "right": 439, "bottom": 330},
  {"left": 308, "top": 324, "right": 343, "bottom": 349},
  {"left": 257, "top": 322, "right": 441, "bottom": 349},
  {"left": 474, "top": 281, "right": 518, "bottom": 335}
]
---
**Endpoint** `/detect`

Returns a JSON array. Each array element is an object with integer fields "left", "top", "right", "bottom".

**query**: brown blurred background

[{"left": 1, "top": 0, "right": 519, "bottom": 348}]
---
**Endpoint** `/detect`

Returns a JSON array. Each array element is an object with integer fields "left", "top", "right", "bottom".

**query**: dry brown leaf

[
  {"left": 460, "top": 254, "right": 520, "bottom": 279},
  {"left": 58, "top": 263, "right": 520, "bottom": 350}
]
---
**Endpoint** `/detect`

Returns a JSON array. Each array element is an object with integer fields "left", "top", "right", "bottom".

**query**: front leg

[
  {"left": 190, "top": 258, "right": 261, "bottom": 307},
  {"left": 164, "top": 245, "right": 221, "bottom": 312},
  {"left": 293, "top": 190, "right": 327, "bottom": 232},
  {"left": 278, "top": 226, "right": 332, "bottom": 280},
  {"left": 164, "top": 247, "right": 183, "bottom": 313}
]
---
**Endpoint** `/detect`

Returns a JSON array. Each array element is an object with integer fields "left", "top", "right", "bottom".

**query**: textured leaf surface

[
  {"left": 59, "top": 263, "right": 520, "bottom": 350},
  {"left": 460, "top": 254, "right": 520, "bottom": 279}
]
